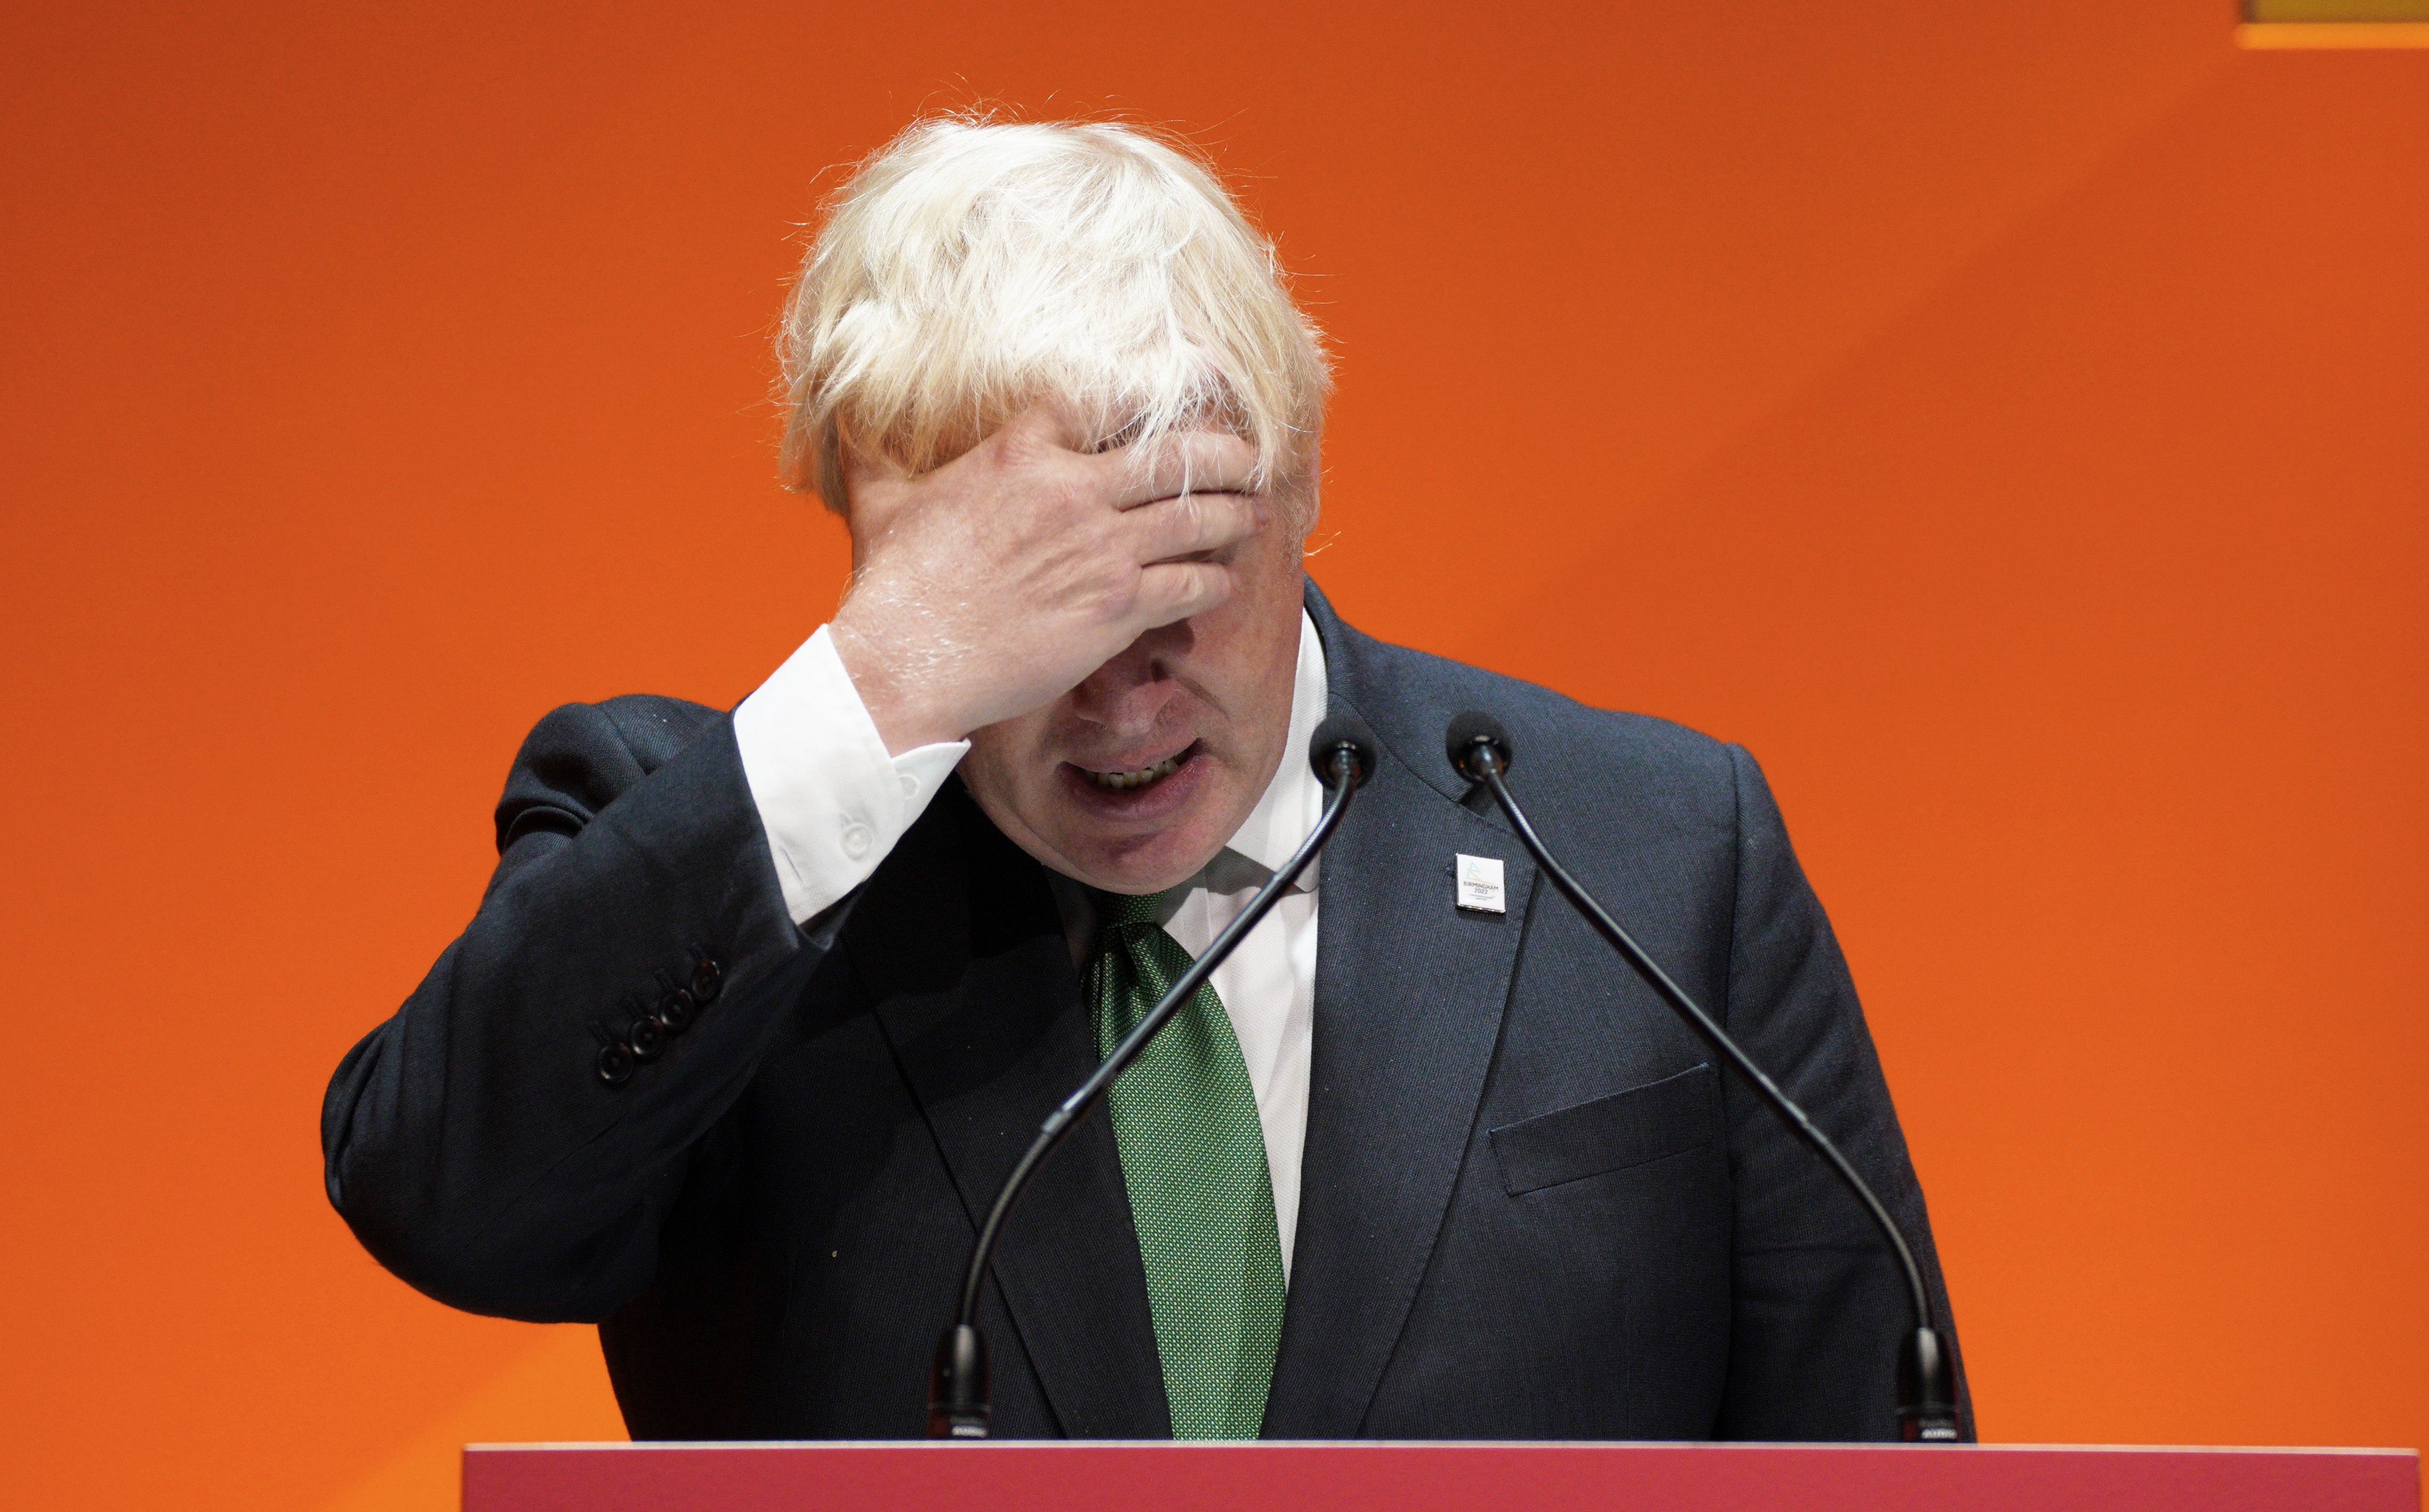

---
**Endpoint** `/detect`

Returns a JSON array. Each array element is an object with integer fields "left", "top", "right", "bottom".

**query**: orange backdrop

[{"left": 5, "top": 2, "right": 2424, "bottom": 1507}]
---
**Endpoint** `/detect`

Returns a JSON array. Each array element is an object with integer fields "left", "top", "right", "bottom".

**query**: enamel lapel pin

[{"left": 1455, "top": 853, "right": 1506, "bottom": 915}]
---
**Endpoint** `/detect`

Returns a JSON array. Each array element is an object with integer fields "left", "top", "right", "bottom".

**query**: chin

[
  {"left": 1021, "top": 742, "right": 1238, "bottom": 894},
  {"left": 1056, "top": 818, "right": 1227, "bottom": 895},
  {"left": 967, "top": 740, "right": 1257, "bottom": 896}
]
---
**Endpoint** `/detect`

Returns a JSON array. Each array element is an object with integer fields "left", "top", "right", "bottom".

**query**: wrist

[{"left": 828, "top": 616, "right": 971, "bottom": 755}]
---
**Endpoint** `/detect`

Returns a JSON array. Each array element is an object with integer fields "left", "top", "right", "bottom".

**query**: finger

[
  {"left": 1111, "top": 429, "right": 1261, "bottom": 509},
  {"left": 1123, "top": 487, "right": 1263, "bottom": 564},
  {"left": 1130, "top": 560, "right": 1236, "bottom": 628}
]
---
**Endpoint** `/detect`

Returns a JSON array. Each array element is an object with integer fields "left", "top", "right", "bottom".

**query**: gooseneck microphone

[
  {"left": 1444, "top": 713, "right": 1960, "bottom": 1443},
  {"left": 928, "top": 714, "right": 1379, "bottom": 1439}
]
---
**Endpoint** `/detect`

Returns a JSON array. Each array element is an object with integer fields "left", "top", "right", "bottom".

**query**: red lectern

[{"left": 463, "top": 1441, "right": 2419, "bottom": 1511}]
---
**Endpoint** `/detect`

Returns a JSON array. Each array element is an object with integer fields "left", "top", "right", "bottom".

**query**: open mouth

[{"left": 1074, "top": 741, "right": 1200, "bottom": 792}]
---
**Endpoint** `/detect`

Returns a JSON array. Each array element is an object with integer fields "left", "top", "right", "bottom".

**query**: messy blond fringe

[{"left": 776, "top": 116, "right": 1330, "bottom": 525}]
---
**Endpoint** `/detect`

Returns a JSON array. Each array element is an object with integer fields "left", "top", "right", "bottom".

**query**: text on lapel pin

[{"left": 1455, "top": 854, "right": 1506, "bottom": 914}]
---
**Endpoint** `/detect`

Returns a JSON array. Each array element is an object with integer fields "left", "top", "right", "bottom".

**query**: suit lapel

[
  {"left": 1263, "top": 589, "right": 1539, "bottom": 1437},
  {"left": 852, "top": 786, "right": 1168, "bottom": 1439},
  {"left": 844, "top": 582, "right": 1527, "bottom": 1441}
]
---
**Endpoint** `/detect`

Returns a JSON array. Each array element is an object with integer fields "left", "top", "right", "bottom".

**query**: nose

[{"left": 1067, "top": 622, "right": 1191, "bottom": 741}]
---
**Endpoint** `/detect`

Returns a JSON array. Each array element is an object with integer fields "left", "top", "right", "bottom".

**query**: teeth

[{"left": 1082, "top": 754, "right": 1184, "bottom": 790}]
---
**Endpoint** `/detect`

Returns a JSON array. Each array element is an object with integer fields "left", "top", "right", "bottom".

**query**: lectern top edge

[{"left": 460, "top": 1440, "right": 2420, "bottom": 1457}]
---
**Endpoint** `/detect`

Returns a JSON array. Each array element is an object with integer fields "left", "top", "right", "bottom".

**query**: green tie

[{"left": 1085, "top": 888, "right": 1288, "bottom": 1440}]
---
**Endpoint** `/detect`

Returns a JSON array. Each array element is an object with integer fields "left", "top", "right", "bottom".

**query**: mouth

[
  {"left": 1073, "top": 740, "right": 1200, "bottom": 792},
  {"left": 1083, "top": 747, "right": 1195, "bottom": 791},
  {"left": 1054, "top": 736, "right": 1216, "bottom": 834}
]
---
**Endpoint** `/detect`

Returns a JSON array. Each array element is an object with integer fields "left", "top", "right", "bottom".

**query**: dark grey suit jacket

[{"left": 322, "top": 580, "right": 1968, "bottom": 1441}]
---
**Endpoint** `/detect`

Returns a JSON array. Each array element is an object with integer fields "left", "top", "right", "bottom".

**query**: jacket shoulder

[{"left": 1331, "top": 626, "right": 1741, "bottom": 817}]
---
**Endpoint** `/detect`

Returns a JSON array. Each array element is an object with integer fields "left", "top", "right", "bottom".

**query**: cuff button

[
  {"left": 626, "top": 1015, "right": 664, "bottom": 1062},
  {"left": 841, "top": 822, "right": 874, "bottom": 860},
  {"left": 596, "top": 1042, "right": 635, "bottom": 1087},
  {"left": 690, "top": 957, "right": 722, "bottom": 1004},
  {"left": 653, "top": 988, "right": 697, "bottom": 1035}
]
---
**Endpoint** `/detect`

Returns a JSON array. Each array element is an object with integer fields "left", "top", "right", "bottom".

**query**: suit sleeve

[
  {"left": 320, "top": 699, "right": 838, "bottom": 1322},
  {"left": 1711, "top": 744, "right": 1974, "bottom": 1441}
]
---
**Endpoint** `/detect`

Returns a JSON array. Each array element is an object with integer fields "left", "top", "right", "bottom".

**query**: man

[{"left": 322, "top": 116, "right": 1968, "bottom": 1442}]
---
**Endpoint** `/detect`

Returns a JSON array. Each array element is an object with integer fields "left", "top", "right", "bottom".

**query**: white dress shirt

[{"left": 732, "top": 612, "right": 1328, "bottom": 1281}]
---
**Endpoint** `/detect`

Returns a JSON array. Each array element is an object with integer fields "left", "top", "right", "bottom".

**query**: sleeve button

[
  {"left": 840, "top": 822, "right": 874, "bottom": 860},
  {"left": 899, "top": 773, "right": 920, "bottom": 799},
  {"left": 596, "top": 1042, "right": 635, "bottom": 1087},
  {"left": 690, "top": 957, "right": 722, "bottom": 1004},
  {"left": 653, "top": 987, "right": 697, "bottom": 1035},
  {"left": 626, "top": 1015, "right": 664, "bottom": 1062}
]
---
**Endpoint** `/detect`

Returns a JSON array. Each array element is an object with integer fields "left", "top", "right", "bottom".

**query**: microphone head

[
  {"left": 1308, "top": 712, "right": 1379, "bottom": 790},
  {"left": 1445, "top": 711, "right": 1513, "bottom": 782}
]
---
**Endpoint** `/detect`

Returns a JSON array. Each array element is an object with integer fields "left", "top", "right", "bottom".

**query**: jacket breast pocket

[{"left": 1488, "top": 1063, "right": 1720, "bottom": 1196}]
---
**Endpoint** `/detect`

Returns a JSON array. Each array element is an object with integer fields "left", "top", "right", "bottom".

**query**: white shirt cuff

[{"left": 732, "top": 625, "right": 969, "bottom": 925}]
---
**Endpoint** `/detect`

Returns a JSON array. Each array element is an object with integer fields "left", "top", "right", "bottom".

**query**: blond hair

[{"left": 776, "top": 116, "right": 1330, "bottom": 524}]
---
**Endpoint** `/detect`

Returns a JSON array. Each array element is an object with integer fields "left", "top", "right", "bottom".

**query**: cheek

[
  {"left": 961, "top": 711, "right": 1057, "bottom": 807},
  {"left": 960, "top": 727, "right": 1023, "bottom": 795},
  {"left": 1246, "top": 534, "right": 1307, "bottom": 629},
  {"left": 1193, "top": 531, "right": 1301, "bottom": 649},
  {"left": 953, "top": 736, "right": 1029, "bottom": 850},
  {"left": 1228, "top": 551, "right": 1306, "bottom": 688}
]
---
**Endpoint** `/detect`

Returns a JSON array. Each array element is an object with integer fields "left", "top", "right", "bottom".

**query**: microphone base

[
  {"left": 1897, "top": 1325, "right": 1961, "bottom": 1442},
  {"left": 931, "top": 1412, "right": 991, "bottom": 1440},
  {"left": 926, "top": 1323, "right": 992, "bottom": 1440}
]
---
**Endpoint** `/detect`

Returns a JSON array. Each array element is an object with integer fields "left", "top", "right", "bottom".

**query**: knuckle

[{"left": 1038, "top": 470, "right": 1092, "bottom": 523}]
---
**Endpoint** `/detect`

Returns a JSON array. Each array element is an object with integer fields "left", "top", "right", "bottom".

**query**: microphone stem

[
  {"left": 1475, "top": 757, "right": 1935, "bottom": 1335},
  {"left": 932, "top": 750, "right": 1366, "bottom": 1438}
]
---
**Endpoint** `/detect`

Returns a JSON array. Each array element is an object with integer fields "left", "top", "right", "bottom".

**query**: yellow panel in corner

[
  {"left": 2247, "top": 0, "right": 2429, "bottom": 17},
  {"left": 2241, "top": 1, "right": 2429, "bottom": 46},
  {"left": 2237, "top": 22, "right": 2429, "bottom": 45}
]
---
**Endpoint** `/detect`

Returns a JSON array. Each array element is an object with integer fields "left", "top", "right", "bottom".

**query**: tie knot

[{"left": 1095, "top": 888, "right": 1168, "bottom": 932}]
